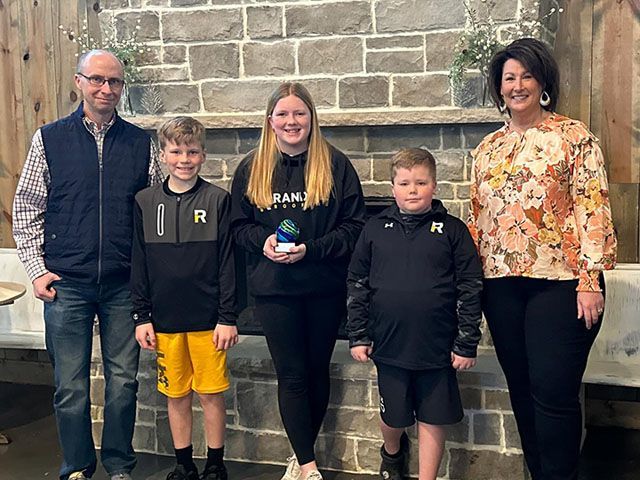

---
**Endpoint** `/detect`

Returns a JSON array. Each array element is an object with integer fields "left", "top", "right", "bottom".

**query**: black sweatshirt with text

[
  {"left": 230, "top": 147, "right": 366, "bottom": 297},
  {"left": 346, "top": 201, "right": 483, "bottom": 370},
  {"left": 130, "top": 177, "right": 236, "bottom": 333}
]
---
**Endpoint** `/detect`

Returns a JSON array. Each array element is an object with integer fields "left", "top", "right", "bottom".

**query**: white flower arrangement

[
  {"left": 449, "top": 0, "right": 562, "bottom": 105},
  {"left": 58, "top": 18, "right": 151, "bottom": 85}
]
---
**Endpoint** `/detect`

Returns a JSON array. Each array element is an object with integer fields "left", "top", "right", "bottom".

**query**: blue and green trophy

[{"left": 275, "top": 219, "right": 300, "bottom": 253}]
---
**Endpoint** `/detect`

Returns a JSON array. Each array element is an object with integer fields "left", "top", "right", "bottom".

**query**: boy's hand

[
  {"left": 213, "top": 324, "right": 239, "bottom": 351},
  {"left": 451, "top": 353, "right": 476, "bottom": 371},
  {"left": 350, "top": 345, "right": 372, "bottom": 362},
  {"left": 135, "top": 323, "right": 157, "bottom": 350},
  {"left": 263, "top": 234, "right": 290, "bottom": 263}
]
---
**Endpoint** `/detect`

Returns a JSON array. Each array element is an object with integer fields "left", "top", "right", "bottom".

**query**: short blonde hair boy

[{"left": 157, "top": 116, "right": 206, "bottom": 150}]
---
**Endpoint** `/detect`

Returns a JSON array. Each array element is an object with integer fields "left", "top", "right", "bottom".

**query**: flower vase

[
  {"left": 451, "top": 77, "right": 476, "bottom": 108},
  {"left": 479, "top": 74, "right": 492, "bottom": 107},
  {"left": 118, "top": 84, "right": 135, "bottom": 116}
]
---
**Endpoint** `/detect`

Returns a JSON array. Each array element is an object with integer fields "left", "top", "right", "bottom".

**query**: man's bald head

[{"left": 76, "top": 49, "right": 124, "bottom": 77}]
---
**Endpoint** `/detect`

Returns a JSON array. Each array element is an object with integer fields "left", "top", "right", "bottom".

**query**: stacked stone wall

[
  {"left": 96, "top": 0, "right": 557, "bottom": 115},
  {"left": 89, "top": 339, "right": 527, "bottom": 479}
]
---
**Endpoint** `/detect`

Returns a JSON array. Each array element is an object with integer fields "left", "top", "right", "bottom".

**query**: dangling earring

[
  {"left": 498, "top": 100, "right": 508, "bottom": 114},
  {"left": 540, "top": 91, "right": 551, "bottom": 107}
]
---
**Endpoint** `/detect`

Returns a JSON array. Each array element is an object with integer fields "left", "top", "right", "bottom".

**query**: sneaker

[
  {"left": 281, "top": 456, "right": 301, "bottom": 480},
  {"left": 304, "top": 471, "right": 323, "bottom": 480},
  {"left": 111, "top": 474, "right": 132, "bottom": 480},
  {"left": 379, "top": 432, "right": 409, "bottom": 480},
  {"left": 201, "top": 464, "right": 228, "bottom": 480},
  {"left": 68, "top": 472, "right": 89, "bottom": 480},
  {"left": 166, "top": 465, "right": 199, "bottom": 480}
]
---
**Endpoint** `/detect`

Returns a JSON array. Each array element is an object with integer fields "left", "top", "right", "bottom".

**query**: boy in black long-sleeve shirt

[
  {"left": 131, "top": 117, "right": 237, "bottom": 480},
  {"left": 346, "top": 148, "right": 482, "bottom": 480}
]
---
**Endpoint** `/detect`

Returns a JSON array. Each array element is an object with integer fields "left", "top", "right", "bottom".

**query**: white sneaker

[
  {"left": 304, "top": 471, "right": 323, "bottom": 480},
  {"left": 280, "top": 456, "right": 302, "bottom": 480},
  {"left": 68, "top": 473, "right": 89, "bottom": 480}
]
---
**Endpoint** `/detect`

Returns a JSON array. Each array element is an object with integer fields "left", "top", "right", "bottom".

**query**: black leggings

[
  {"left": 255, "top": 294, "right": 344, "bottom": 465},
  {"left": 483, "top": 277, "right": 602, "bottom": 480}
]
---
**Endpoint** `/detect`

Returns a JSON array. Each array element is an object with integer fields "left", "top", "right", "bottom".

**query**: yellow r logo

[{"left": 194, "top": 209, "right": 207, "bottom": 223}]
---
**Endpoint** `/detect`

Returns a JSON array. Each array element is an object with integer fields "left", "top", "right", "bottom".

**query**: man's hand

[
  {"left": 135, "top": 323, "right": 157, "bottom": 350},
  {"left": 350, "top": 345, "right": 372, "bottom": 363},
  {"left": 32, "top": 272, "right": 62, "bottom": 302},
  {"left": 213, "top": 324, "right": 239, "bottom": 351},
  {"left": 451, "top": 353, "right": 476, "bottom": 371}
]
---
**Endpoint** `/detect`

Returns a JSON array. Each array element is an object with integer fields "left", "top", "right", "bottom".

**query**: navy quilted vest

[{"left": 41, "top": 103, "right": 151, "bottom": 283}]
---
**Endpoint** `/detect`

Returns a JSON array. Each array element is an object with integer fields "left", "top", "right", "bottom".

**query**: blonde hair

[
  {"left": 390, "top": 148, "right": 437, "bottom": 183},
  {"left": 247, "top": 82, "right": 332, "bottom": 210},
  {"left": 157, "top": 116, "right": 206, "bottom": 151}
]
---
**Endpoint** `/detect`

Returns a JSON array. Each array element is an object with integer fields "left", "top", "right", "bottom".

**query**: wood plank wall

[
  {"left": 0, "top": 0, "right": 99, "bottom": 248},
  {"left": 556, "top": 0, "right": 640, "bottom": 263}
]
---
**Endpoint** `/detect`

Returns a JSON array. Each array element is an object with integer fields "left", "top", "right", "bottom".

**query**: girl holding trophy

[{"left": 230, "top": 82, "right": 365, "bottom": 480}]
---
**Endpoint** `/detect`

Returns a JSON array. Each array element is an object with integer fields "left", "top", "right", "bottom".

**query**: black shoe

[
  {"left": 167, "top": 465, "right": 199, "bottom": 480},
  {"left": 379, "top": 432, "right": 409, "bottom": 480},
  {"left": 201, "top": 464, "right": 228, "bottom": 480}
]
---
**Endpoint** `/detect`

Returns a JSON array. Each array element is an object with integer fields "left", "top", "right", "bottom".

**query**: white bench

[
  {"left": 1, "top": 246, "right": 639, "bottom": 386},
  {"left": 0, "top": 248, "right": 45, "bottom": 350}
]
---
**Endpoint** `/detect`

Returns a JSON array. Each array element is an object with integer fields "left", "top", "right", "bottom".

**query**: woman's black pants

[
  {"left": 255, "top": 293, "right": 344, "bottom": 465},
  {"left": 483, "top": 277, "right": 602, "bottom": 480}
]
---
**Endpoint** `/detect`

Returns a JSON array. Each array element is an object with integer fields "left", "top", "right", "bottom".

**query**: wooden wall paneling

[
  {"left": 555, "top": 0, "right": 593, "bottom": 124},
  {"left": 590, "top": 1, "right": 640, "bottom": 262},
  {"left": 0, "top": 0, "right": 26, "bottom": 248},
  {"left": 609, "top": 184, "right": 640, "bottom": 263},
  {"left": 17, "top": 0, "right": 58, "bottom": 137},
  {"left": 593, "top": 0, "right": 637, "bottom": 184},
  {"left": 51, "top": 0, "right": 83, "bottom": 117},
  {"left": 85, "top": 0, "right": 102, "bottom": 46}
]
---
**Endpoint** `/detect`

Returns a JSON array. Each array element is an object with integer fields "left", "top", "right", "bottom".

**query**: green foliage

[{"left": 449, "top": 0, "right": 561, "bottom": 91}]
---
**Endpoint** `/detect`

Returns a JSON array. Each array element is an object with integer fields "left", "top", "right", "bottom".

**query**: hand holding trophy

[{"left": 275, "top": 218, "right": 300, "bottom": 253}]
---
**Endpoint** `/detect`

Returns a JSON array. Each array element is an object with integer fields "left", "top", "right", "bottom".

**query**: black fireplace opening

[{"left": 235, "top": 197, "right": 394, "bottom": 337}]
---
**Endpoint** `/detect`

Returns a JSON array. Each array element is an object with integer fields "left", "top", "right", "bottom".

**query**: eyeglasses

[{"left": 77, "top": 73, "right": 125, "bottom": 89}]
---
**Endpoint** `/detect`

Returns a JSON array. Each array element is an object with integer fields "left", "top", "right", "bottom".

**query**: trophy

[{"left": 275, "top": 219, "right": 300, "bottom": 253}]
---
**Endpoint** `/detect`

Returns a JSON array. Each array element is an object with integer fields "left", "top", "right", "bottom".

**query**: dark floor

[
  {"left": 0, "top": 382, "right": 373, "bottom": 480},
  {"left": 1, "top": 382, "right": 639, "bottom": 480}
]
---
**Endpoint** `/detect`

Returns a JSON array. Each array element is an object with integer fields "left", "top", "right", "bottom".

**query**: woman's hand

[
  {"left": 577, "top": 291, "right": 605, "bottom": 330},
  {"left": 263, "top": 234, "right": 290, "bottom": 263},
  {"left": 287, "top": 243, "right": 306, "bottom": 264},
  {"left": 262, "top": 234, "right": 306, "bottom": 264}
]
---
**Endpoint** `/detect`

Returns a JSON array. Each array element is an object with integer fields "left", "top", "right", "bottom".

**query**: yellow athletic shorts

[{"left": 155, "top": 330, "right": 230, "bottom": 398}]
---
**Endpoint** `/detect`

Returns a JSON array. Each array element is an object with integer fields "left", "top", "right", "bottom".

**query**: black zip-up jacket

[
  {"left": 130, "top": 177, "right": 237, "bottom": 333},
  {"left": 230, "top": 147, "right": 366, "bottom": 297},
  {"left": 346, "top": 201, "right": 483, "bottom": 370}
]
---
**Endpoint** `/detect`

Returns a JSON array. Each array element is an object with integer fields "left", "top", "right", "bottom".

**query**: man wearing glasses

[{"left": 13, "top": 49, "right": 162, "bottom": 480}]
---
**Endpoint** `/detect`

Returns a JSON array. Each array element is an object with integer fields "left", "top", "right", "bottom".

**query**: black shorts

[{"left": 375, "top": 362, "right": 463, "bottom": 427}]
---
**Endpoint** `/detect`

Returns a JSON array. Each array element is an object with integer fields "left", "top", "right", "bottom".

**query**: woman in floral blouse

[{"left": 468, "top": 38, "right": 617, "bottom": 480}]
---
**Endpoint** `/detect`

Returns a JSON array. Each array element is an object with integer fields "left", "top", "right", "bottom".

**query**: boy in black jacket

[
  {"left": 346, "top": 148, "right": 482, "bottom": 480},
  {"left": 131, "top": 117, "right": 237, "bottom": 480}
]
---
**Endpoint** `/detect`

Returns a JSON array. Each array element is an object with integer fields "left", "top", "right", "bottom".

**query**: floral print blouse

[{"left": 468, "top": 113, "right": 617, "bottom": 292}]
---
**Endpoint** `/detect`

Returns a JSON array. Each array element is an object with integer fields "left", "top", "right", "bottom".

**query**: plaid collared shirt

[{"left": 12, "top": 114, "right": 163, "bottom": 281}]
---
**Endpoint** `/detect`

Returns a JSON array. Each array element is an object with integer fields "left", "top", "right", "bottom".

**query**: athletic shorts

[
  {"left": 375, "top": 362, "right": 463, "bottom": 427},
  {"left": 155, "top": 330, "right": 230, "bottom": 398}
]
